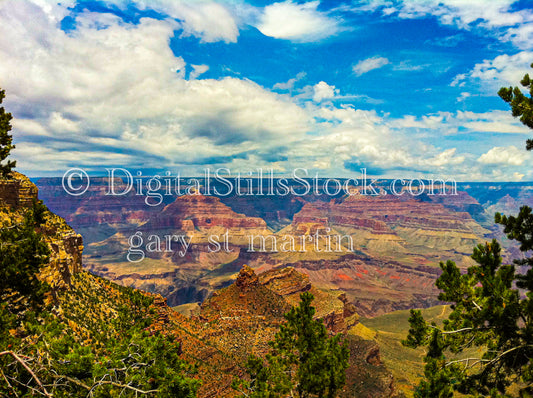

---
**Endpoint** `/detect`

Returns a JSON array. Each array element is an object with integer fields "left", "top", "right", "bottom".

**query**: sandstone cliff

[
  {"left": 34, "top": 177, "right": 498, "bottom": 317},
  {"left": 0, "top": 172, "right": 83, "bottom": 292},
  {"left": 194, "top": 265, "right": 400, "bottom": 397}
]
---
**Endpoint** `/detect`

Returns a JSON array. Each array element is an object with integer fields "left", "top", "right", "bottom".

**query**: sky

[{"left": 0, "top": 0, "right": 533, "bottom": 181}]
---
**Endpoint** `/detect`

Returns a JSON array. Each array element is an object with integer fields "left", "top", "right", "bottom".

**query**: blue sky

[{"left": 0, "top": 0, "right": 532, "bottom": 181}]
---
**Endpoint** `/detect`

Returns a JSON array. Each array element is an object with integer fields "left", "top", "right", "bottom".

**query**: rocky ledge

[{"left": 0, "top": 172, "right": 84, "bottom": 292}]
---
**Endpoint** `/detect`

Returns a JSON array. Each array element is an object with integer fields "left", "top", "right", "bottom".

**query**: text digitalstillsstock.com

[{"left": 62, "top": 167, "right": 458, "bottom": 206}]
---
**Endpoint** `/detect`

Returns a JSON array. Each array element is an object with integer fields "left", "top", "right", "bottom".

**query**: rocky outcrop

[
  {"left": 141, "top": 194, "right": 272, "bottom": 247},
  {"left": 290, "top": 194, "right": 489, "bottom": 261},
  {"left": 0, "top": 172, "right": 84, "bottom": 291},
  {"left": 42, "top": 229, "right": 84, "bottom": 290},
  {"left": 195, "top": 265, "right": 399, "bottom": 397},
  {"left": 257, "top": 266, "right": 358, "bottom": 333},
  {"left": 235, "top": 264, "right": 259, "bottom": 290},
  {"left": 259, "top": 266, "right": 311, "bottom": 295},
  {"left": 200, "top": 265, "right": 290, "bottom": 321},
  {"left": 0, "top": 172, "right": 38, "bottom": 208}
]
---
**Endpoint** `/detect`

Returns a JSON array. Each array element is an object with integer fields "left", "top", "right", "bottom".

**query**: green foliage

[
  {"left": 0, "top": 203, "right": 199, "bottom": 396},
  {"left": 404, "top": 64, "right": 533, "bottom": 398},
  {"left": 0, "top": 89, "right": 15, "bottom": 177},
  {"left": 0, "top": 273, "right": 200, "bottom": 397},
  {"left": 403, "top": 232, "right": 533, "bottom": 396},
  {"left": 241, "top": 292, "right": 350, "bottom": 398},
  {"left": 498, "top": 63, "right": 533, "bottom": 150},
  {"left": 0, "top": 201, "right": 50, "bottom": 316}
]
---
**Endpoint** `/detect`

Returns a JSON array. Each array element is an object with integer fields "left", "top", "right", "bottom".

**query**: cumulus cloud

[
  {"left": 189, "top": 64, "right": 209, "bottom": 80},
  {"left": 313, "top": 81, "right": 337, "bottom": 102},
  {"left": 421, "top": 148, "right": 465, "bottom": 167},
  {"left": 159, "top": 1, "right": 239, "bottom": 43},
  {"left": 256, "top": 1, "right": 340, "bottom": 42},
  {"left": 353, "top": 56, "right": 389, "bottom": 76},
  {"left": 451, "top": 51, "right": 533, "bottom": 90},
  {"left": 0, "top": 0, "right": 309, "bottom": 173},
  {"left": 93, "top": 0, "right": 240, "bottom": 43},
  {"left": 478, "top": 146, "right": 530, "bottom": 166},
  {"left": 504, "top": 23, "right": 533, "bottom": 50},
  {"left": 1, "top": 0, "right": 531, "bottom": 182}
]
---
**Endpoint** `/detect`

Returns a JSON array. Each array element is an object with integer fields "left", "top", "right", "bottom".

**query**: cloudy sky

[{"left": 1, "top": 0, "right": 532, "bottom": 181}]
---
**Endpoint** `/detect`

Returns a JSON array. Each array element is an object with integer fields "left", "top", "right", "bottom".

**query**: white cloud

[
  {"left": 478, "top": 146, "right": 530, "bottom": 166},
  {"left": 166, "top": 1, "right": 239, "bottom": 43},
  {"left": 353, "top": 0, "right": 533, "bottom": 50},
  {"left": 273, "top": 72, "right": 307, "bottom": 91},
  {"left": 423, "top": 148, "right": 465, "bottom": 167},
  {"left": 457, "top": 92, "right": 471, "bottom": 102},
  {"left": 392, "top": 110, "right": 531, "bottom": 135},
  {"left": 392, "top": 61, "right": 428, "bottom": 72},
  {"left": 504, "top": 23, "right": 533, "bottom": 50},
  {"left": 0, "top": 0, "right": 309, "bottom": 173},
  {"left": 313, "top": 81, "right": 337, "bottom": 102},
  {"left": 101, "top": 0, "right": 240, "bottom": 43},
  {"left": 48, "top": 112, "right": 80, "bottom": 134},
  {"left": 29, "top": 0, "right": 76, "bottom": 22},
  {"left": 426, "top": 33, "right": 465, "bottom": 47},
  {"left": 189, "top": 64, "right": 209, "bottom": 79},
  {"left": 256, "top": 1, "right": 340, "bottom": 42},
  {"left": 451, "top": 51, "right": 533, "bottom": 91},
  {"left": 353, "top": 56, "right": 389, "bottom": 76},
  {"left": 392, "top": 114, "right": 445, "bottom": 129}
]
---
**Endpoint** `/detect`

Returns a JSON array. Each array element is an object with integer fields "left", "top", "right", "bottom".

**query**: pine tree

[
  {"left": 498, "top": 63, "right": 533, "bottom": 150},
  {"left": 0, "top": 89, "right": 15, "bottom": 177},
  {"left": 403, "top": 65, "right": 533, "bottom": 397},
  {"left": 0, "top": 200, "right": 50, "bottom": 315},
  {"left": 243, "top": 292, "right": 349, "bottom": 398},
  {"left": 403, "top": 239, "right": 528, "bottom": 396}
]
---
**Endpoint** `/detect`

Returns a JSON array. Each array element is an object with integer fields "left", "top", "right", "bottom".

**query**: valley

[
  {"left": 1, "top": 171, "right": 530, "bottom": 397},
  {"left": 33, "top": 177, "right": 530, "bottom": 317}
]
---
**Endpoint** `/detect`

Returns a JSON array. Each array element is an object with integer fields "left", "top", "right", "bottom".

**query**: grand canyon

[
  {"left": 33, "top": 176, "right": 528, "bottom": 318},
  {"left": 5, "top": 174, "right": 520, "bottom": 396}
]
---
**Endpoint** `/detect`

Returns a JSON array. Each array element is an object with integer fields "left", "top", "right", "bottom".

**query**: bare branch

[
  {"left": 90, "top": 380, "right": 158, "bottom": 395},
  {"left": 0, "top": 367, "right": 19, "bottom": 397},
  {"left": 445, "top": 357, "right": 488, "bottom": 368},
  {"left": 0, "top": 350, "right": 52, "bottom": 398},
  {"left": 428, "top": 325, "right": 493, "bottom": 335}
]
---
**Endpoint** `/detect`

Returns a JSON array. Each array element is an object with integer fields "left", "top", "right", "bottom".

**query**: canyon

[
  {"left": 1, "top": 172, "right": 402, "bottom": 397},
  {"left": 4, "top": 173, "right": 531, "bottom": 395},
  {"left": 32, "top": 176, "right": 530, "bottom": 317}
]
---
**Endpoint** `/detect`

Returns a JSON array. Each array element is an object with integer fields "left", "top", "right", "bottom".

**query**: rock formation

[
  {"left": 0, "top": 173, "right": 84, "bottom": 291},
  {"left": 195, "top": 265, "right": 400, "bottom": 397}
]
